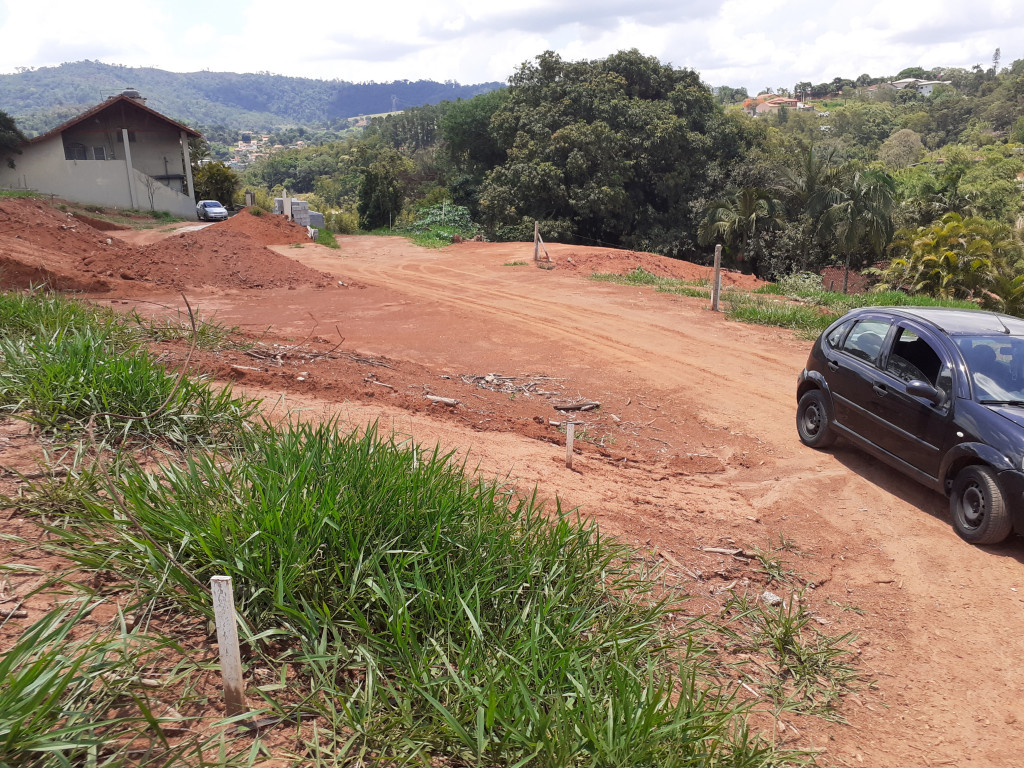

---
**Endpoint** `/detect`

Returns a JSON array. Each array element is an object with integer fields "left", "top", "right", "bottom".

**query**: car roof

[{"left": 848, "top": 306, "right": 1024, "bottom": 336}]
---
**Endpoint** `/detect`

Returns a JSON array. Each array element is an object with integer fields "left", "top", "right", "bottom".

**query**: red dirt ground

[{"left": 3, "top": 198, "right": 1024, "bottom": 767}]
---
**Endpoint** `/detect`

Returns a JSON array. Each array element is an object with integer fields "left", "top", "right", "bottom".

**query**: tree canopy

[
  {"left": 478, "top": 49, "right": 745, "bottom": 253},
  {"left": 0, "top": 110, "right": 26, "bottom": 168}
]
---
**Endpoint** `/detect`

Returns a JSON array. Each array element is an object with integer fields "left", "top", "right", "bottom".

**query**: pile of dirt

[
  {"left": 0, "top": 197, "right": 331, "bottom": 292},
  {"left": 218, "top": 207, "right": 311, "bottom": 246},
  {"left": 0, "top": 198, "right": 131, "bottom": 291},
  {"left": 549, "top": 245, "right": 766, "bottom": 290},
  {"left": 89, "top": 227, "right": 332, "bottom": 290}
]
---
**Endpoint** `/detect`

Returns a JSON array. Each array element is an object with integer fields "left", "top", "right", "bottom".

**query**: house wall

[
  {"left": 0, "top": 107, "right": 197, "bottom": 218},
  {"left": 0, "top": 134, "right": 136, "bottom": 208}
]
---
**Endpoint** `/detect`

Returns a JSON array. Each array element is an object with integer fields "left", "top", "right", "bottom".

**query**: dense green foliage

[
  {"left": 193, "top": 160, "right": 240, "bottom": 205},
  {"left": 477, "top": 50, "right": 747, "bottom": 253},
  {"left": 0, "top": 109, "right": 26, "bottom": 168},
  {"left": 1, "top": 60, "right": 503, "bottom": 134}
]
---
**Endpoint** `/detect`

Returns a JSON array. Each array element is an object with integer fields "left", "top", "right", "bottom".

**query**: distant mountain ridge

[{"left": 0, "top": 60, "right": 504, "bottom": 135}]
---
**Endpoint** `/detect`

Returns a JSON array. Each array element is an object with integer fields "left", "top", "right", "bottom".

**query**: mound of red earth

[
  {"left": 0, "top": 198, "right": 331, "bottom": 292},
  {"left": 117, "top": 228, "right": 331, "bottom": 290},
  {"left": 218, "top": 207, "right": 311, "bottom": 246},
  {"left": 551, "top": 246, "right": 765, "bottom": 290}
]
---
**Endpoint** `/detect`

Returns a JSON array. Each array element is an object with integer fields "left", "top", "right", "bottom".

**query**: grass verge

[
  {"left": 0, "top": 291, "right": 258, "bottom": 446},
  {"left": 38, "top": 420, "right": 791, "bottom": 766},
  {"left": 0, "top": 601, "right": 219, "bottom": 767}
]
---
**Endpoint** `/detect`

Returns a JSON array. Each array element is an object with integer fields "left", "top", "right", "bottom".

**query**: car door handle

[
  {"left": 827, "top": 360, "right": 839, "bottom": 371},
  {"left": 873, "top": 383, "right": 888, "bottom": 397}
]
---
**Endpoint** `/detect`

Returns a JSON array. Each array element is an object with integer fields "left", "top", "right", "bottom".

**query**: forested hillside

[{"left": 0, "top": 60, "right": 503, "bottom": 134}]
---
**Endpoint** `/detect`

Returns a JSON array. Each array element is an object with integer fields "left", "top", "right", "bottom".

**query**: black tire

[
  {"left": 950, "top": 465, "right": 1013, "bottom": 545},
  {"left": 796, "top": 390, "right": 836, "bottom": 448}
]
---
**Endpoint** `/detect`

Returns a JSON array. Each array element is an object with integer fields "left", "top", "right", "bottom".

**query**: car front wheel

[
  {"left": 796, "top": 390, "right": 836, "bottom": 448},
  {"left": 950, "top": 465, "right": 1012, "bottom": 545}
]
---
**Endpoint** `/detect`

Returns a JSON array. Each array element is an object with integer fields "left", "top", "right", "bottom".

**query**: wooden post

[
  {"left": 210, "top": 576, "right": 246, "bottom": 717},
  {"left": 565, "top": 421, "right": 575, "bottom": 469},
  {"left": 534, "top": 221, "right": 540, "bottom": 263},
  {"left": 711, "top": 244, "right": 723, "bottom": 312}
]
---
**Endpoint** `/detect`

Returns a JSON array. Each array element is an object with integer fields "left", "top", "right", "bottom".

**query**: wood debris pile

[
  {"left": 461, "top": 373, "right": 565, "bottom": 398},
  {"left": 243, "top": 339, "right": 392, "bottom": 369}
]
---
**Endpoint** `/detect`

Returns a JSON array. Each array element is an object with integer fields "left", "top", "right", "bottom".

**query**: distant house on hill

[
  {"left": 743, "top": 95, "right": 805, "bottom": 117},
  {"left": 0, "top": 90, "right": 200, "bottom": 218},
  {"left": 866, "top": 78, "right": 952, "bottom": 98}
]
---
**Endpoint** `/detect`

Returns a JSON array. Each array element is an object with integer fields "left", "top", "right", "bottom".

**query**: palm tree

[
  {"left": 776, "top": 144, "right": 844, "bottom": 220},
  {"left": 820, "top": 166, "right": 897, "bottom": 293},
  {"left": 773, "top": 144, "right": 847, "bottom": 272},
  {"left": 698, "top": 187, "right": 783, "bottom": 273}
]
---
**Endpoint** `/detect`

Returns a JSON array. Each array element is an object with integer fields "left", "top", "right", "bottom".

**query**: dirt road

[{"left": 81, "top": 230, "right": 1024, "bottom": 764}]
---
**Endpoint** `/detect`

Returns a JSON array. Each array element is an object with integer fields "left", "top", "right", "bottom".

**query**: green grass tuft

[
  {"left": 315, "top": 228, "right": 340, "bottom": 248},
  {"left": 0, "top": 602, "right": 219, "bottom": 767}
]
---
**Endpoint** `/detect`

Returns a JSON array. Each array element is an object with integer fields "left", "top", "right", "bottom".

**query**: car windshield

[
  {"left": 955, "top": 336, "right": 1024, "bottom": 402},
  {"left": 205, "top": 202, "right": 222, "bottom": 208}
]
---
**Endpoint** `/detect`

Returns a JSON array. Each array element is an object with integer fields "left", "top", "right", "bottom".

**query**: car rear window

[{"left": 842, "top": 319, "right": 889, "bottom": 364}]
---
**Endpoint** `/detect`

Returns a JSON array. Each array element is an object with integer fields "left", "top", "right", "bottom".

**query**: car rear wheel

[
  {"left": 796, "top": 390, "right": 836, "bottom": 448},
  {"left": 950, "top": 465, "right": 1012, "bottom": 545}
]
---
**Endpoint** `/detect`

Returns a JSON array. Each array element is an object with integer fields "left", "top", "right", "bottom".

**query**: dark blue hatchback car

[{"left": 797, "top": 306, "right": 1024, "bottom": 545}]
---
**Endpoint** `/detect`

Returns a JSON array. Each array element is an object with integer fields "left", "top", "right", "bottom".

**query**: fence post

[
  {"left": 210, "top": 576, "right": 246, "bottom": 717},
  {"left": 565, "top": 421, "right": 576, "bottom": 469},
  {"left": 534, "top": 221, "right": 540, "bottom": 263},
  {"left": 711, "top": 244, "right": 723, "bottom": 312}
]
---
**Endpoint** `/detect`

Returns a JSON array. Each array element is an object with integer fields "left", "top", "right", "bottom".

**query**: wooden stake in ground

[
  {"left": 565, "top": 421, "right": 576, "bottom": 469},
  {"left": 534, "top": 221, "right": 540, "bottom": 263},
  {"left": 711, "top": 244, "right": 723, "bottom": 312},
  {"left": 210, "top": 576, "right": 246, "bottom": 718}
]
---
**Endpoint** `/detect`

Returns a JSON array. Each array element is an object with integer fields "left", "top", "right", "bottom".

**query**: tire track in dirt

[{"left": 307, "top": 247, "right": 801, "bottom": 441}]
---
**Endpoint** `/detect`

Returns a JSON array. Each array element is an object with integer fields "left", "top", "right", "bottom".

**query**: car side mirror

[{"left": 907, "top": 379, "right": 942, "bottom": 404}]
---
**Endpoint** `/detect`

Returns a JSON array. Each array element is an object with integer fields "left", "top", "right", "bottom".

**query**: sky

[{"left": 0, "top": 0, "right": 1021, "bottom": 91}]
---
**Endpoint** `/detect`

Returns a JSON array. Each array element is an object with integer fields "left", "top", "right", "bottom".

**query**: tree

[
  {"left": 193, "top": 161, "right": 239, "bottom": 205},
  {"left": 0, "top": 110, "right": 27, "bottom": 169},
  {"left": 479, "top": 49, "right": 740, "bottom": 251},
  {"left": 698, "top": 187, "right": 783, "bottom": 273},
  {"left": 820, "top": 166, "right": 897, "bottom": 292},
  {"left": 877, "top": 129, "right": 924, "bottom": 169},
  {"left": 896, "top": 67, "right": 928, "bottom": 80},
  {"left": 771, "top": 144, "right": 845, "bottom": 271},
  {"left": 188, "top": 136, "right": 211, "bottom": 189},
  {"left": 357, "top": 147, "right": 412, "bottom": 229}
]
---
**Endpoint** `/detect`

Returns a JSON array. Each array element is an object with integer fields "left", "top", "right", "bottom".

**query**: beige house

[{"left": 0, "top": 91, "right": 200, "bottom": 218}]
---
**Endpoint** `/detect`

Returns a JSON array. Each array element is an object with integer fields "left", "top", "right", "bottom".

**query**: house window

[
  {"left": 64, "top": 142, "right": 88, "bottom": 160},
  {"left": 93, "top": 146, "right": 106, "bottom": 161}
]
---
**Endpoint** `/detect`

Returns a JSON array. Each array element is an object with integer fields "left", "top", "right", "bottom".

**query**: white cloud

[{"left": 1, "top": 0, "right": 1022, "bottom": 89}]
